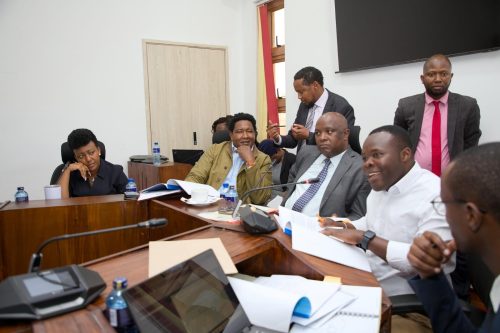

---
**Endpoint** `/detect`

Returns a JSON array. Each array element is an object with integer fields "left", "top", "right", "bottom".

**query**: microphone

[
  {"left": 28, "top": 218, "right": 168, "bottom": 273},
  {"left": 232, "top": 178, "right": 320, "bottom": 219}
]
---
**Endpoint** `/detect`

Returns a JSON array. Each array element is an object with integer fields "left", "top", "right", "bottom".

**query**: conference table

[{"left": 0, "top": 196, "right": 392, "bottom": 332}]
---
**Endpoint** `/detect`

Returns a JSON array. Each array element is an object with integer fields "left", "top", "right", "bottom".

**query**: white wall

[
  {"left": 286, "top": 0, "right": 500, "bottom": 145},
  {"left": 0, "top": 0, "right": 258, "bottom": 200}
]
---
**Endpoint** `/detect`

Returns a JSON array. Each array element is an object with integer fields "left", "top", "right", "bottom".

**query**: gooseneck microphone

[
  {"left": 28, "top": 218, "right": 168, "bottom": 273},
  {"left": 232, "top": 178, "right": 320, "bottom": 219}
]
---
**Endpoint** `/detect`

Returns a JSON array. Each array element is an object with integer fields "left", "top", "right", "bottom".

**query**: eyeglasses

[
  {"left": 430, "top": 197, "right": 466, "bottom": 216},
  {"left": 76, "top": 149, "right": 98, "bottom": 161},
  {"left": 430, "top": 197, "right": 487, "bottom": 216}
]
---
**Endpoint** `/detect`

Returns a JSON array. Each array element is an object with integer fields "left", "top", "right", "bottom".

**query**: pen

[{"left": 0, "top": 200, "right": 11, "bottom": 210}]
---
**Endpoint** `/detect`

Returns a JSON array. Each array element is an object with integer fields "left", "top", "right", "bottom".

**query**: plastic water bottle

[
  {"left": 105, "top": 277, "right": 137, "bottom": 333},
  {"left": 125, "top": 178, "right": 137, "bottom": 193},
  {"left": 225, "top": 185, "right": 238, "bottom": 212},
  {"left": 152, "top": 142, "right": 161, "bottom": 166},
  {"left": 14, "top": 187, "right": 29, "bottom": 203},
  {"left": 218, "top": 182, "right": 229, "bottom": 213}
]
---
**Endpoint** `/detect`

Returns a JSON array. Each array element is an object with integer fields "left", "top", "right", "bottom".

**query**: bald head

[
  {"left": 314, "top": 112, "right": 349, "bottom": 158},
  {"left": 423, "top": 54, "right": 452, "bottom": 73}
]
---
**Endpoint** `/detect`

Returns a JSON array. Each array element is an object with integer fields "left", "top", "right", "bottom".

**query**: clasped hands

[
  {"left": 266, "top": 121, "right": 310, "bottom": 141},
  {"left": 66, "top": 162, "right": 92, "bottom": 181}
]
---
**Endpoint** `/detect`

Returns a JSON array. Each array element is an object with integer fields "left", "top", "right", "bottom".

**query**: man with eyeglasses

[
  {"left": 321, "top": 125, "right": 454, "bottom": 332},
  {"left": 58, "top": 128, "right": 128, "bottom": 198},
  {"left": 185, "top": 113, "right": 272, "bottom": 205},
  {"left": 394, "top": 53, "right": 481, "bottom": 177},
  {"left": 407, "top": 143, "right": 500, "bottom": 333}
]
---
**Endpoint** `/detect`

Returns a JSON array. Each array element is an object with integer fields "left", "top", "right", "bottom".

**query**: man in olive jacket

[{"left": 185, "top": 113, "right": 272, "bottom": 204}]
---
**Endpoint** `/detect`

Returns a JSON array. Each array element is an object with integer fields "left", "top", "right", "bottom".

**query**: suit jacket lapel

[
  {"left": 296, "top": 149, "right": 322, "bottom": 181},
  {"left": 323, "top": 89, "right": 335, "bottom": 113},
  {"left": 319, "top": 149, "right": 353, "bottom": 211},
  {"left": 447, "top": 92, "right": 458, "bottom": 156},
  {"left": 413, "top": 94, "right": 425, "bottom": 149}
]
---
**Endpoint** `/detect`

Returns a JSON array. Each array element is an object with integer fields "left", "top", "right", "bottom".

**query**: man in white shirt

[
  {"left": 322, "top": 125, "right": 454, "bottom": 296},
  {"left": 322, "top": 125, "right": 455, "bottom": 331},
  {"left": 283, "top": 113, "right": 369, "bottom": 220}
]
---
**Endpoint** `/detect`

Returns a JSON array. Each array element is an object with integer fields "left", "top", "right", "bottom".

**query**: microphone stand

[
  {"left": 231, "top": 178, "right": 320, "bottom": 219},
  {"left": 28, "top": 218, "right": 167, "bottom": 273}
]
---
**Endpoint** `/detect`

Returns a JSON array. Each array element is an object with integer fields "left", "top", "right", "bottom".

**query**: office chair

[
  {"left": 390, "top": 255, "right": 494, "bottom": 326},
  {"left": 348, "top": 125, "right": 362, "bottom": 154},
  {"left": 50, "top": 141, "right": 106, "bottom": 185},
  {"left": 212, "top": 130, "right": 231, "bottom": 144}
]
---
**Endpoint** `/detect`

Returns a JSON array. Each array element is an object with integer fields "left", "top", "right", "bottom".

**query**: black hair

[
  {"left": 211, "top": 115, "right": 233, "bottom": 132},
  {"left": 369, "top": 125, "right": 413, "bottom": 151},
  {"left": 67, "top": 128, "right": 98, "bottom": 150},
  {"left": 293, "top": 66, "right": 324, "bottom": 86},
  {"left": 228, "top": 113, "right": 257, "bottom": 133},
  {"left": 447, "top": 143, "right": 500, "bottom": 222}
]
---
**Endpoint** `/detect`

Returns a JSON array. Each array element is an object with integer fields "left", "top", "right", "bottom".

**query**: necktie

[
  {"left": 300, "top": 105, "right": 317, "bottom": 149},
  {"left": 431, "top": 101, "right": 441, "bottom": 176},
  {"left": 292, "top": 158, "right": 331, "bottom": 212},
  {"left": 305, "top": 105, "right": 317, "bottom": 131}
]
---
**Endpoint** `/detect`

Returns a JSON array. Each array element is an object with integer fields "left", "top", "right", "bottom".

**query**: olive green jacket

[{"left": 185, "top": 142, "right": 272, "bottom": 204}]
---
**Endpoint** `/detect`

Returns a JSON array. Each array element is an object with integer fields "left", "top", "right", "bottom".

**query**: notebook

[
  {"left": 172, "top": 149, "right": 204, "bottom": 165},
  {"left": 122, "top": 249, "right": 251, "bottom": 333}
]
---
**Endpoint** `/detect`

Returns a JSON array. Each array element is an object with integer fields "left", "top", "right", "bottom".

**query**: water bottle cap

[
  {"left": 17, "top": 187, "right": 24, "bottom": 190},
  {"left": 112, "top": 277, "right": 128, "bottom": 290},
  {"left": 128, "top": 178, "right": 135, "bottom": 182}
]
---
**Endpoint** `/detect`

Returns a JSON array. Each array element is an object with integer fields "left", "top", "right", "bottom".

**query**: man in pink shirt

[
  {"left": 394, "top": 53, "right": 482, "bottom": 302},
  {"left": 394, "top": 54, "right": 481, "bottom": 177}
]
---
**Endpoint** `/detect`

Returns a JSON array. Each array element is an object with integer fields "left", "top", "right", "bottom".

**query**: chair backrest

[
  {"left": 50, "top": 141, "right": 106, "bottom": 185},
  {"left": 348, "top": 125, "right": 362, "bottom": 154},
  {"left": 212, "top": 130, "right": 231, "bottom": 144}
]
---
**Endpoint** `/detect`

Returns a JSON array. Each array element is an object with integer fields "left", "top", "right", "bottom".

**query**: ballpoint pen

[{"left": 0, "top": 200, "right": 11, "bottom": 210}]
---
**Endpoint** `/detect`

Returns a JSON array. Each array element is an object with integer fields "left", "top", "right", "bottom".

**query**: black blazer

[
  {"left": 394, "top": 92, "right": 481, "bottom": 160},
  {"left": 280, "top": 89, "right": 355, "bottom": 150},
  {"left": 278, "top": 150, "right": 296, "bottom": 190}
]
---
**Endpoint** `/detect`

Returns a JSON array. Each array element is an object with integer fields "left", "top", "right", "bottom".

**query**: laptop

[
  {"left": 172, "top": 149, "right": 204, "bottom": 165},
  {"left": 122, "top": 249, "right": 252, "bottom": 333}
]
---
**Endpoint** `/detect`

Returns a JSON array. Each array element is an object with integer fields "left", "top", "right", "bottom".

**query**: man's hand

[
  {"left": 291, "top": 124, "right": 310, "bottom": 140},
  {"left": 266, "top": 121, "right": 281, "bottom": 141},
  {"left": 67, "top": 162, "right": 91, "bottom": 181},
  {"left": 236, "top": 145, "right": 255, "bottom": 166},
  {"left": 321, "top": 228, "right": 364, "bottom": 245},
  {"left": 407, "top": 231, "right": 456, "bottom": 279}
]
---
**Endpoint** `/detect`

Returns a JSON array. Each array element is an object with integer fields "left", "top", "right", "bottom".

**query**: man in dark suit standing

[
  {"left": 283, "top": 113, "right": 369, "bottom": 220},
  {"left": 407, "top": 143, "right": 500, "bottom": 333},
  {"left": 394, "top": 54, "right": 481, "bottom": 177},
  {"left": 267, "top": 66, "right": 355, "bottom": 151}
]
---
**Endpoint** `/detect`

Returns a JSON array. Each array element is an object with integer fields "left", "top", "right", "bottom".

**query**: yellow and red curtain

[{"left": 257, "top": 4, "right": 279, "bottom": 141}]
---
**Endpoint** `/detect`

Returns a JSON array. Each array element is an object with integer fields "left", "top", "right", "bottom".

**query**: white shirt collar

[
  {"left": 314, "top": 88, "right": 329, "bottom": 109},
  {"left": 387, "top": 162, "right": 423, "bottom": 195},
  {"left": 491, "top": 274, "right": 500, "bottom": 313}
]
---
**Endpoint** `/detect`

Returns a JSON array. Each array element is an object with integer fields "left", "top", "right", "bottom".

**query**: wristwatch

[{"left": 359, "top": 230, "right": 376, "bottom": 252}]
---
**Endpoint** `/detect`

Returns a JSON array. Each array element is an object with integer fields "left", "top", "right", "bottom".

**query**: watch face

[{"left": 365, "top": 230, "right": 376, "bottom": 239}]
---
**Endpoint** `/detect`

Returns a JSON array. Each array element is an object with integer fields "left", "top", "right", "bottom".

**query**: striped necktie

[{"left": 292, "top": 158, "right": 331, "bottom": 212}]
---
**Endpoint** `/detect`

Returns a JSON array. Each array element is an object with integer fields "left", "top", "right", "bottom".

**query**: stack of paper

[
  {"left": 228, "top": 275, "right": 347, "bottom": 332},
  {"left": 138, "top": 179, "right": 219, "bottom": 201},
  {"left": 276, "top": 207, "right": 371, "bottom": 272}
]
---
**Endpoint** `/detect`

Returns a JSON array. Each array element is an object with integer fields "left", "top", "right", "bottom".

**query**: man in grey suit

[
  {"left": 394, "top": 54, "right": 481, "bottom": 176},
  {"left": 283, "top": 112, "right": 370, "bottom": 220},
  {"left": 267, "top": 66, "right": 355, "bottom": 151}
]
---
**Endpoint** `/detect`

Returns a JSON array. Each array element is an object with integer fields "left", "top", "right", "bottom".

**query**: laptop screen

[
  {"left": 172, "top": 149, "right": 204, "bottom": 165},
  {"left": 122, "top": 249, "right": 251, "bottom": 333}
]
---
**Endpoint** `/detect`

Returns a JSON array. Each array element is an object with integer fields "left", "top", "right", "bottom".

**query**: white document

[
  {"left": 290, "top": 285, "right": 382, "bottom": 333},
  {"left": 167, "top": 179, "right": 219, "bottom": 198},
  {"left": 291, "top": 224, "right": 372, "bottom": 272},
  {"left": 277, "top": 206, "right": 322, "bottom": 233},
  {"left": 148, "top": 238, "right": 237, "bottom": 277},
  {"left": 137, "top": 189, "right": 181, "bottom": 201},
  {"left": 254, "top": 275, "right": 341, "bottom": 326}
]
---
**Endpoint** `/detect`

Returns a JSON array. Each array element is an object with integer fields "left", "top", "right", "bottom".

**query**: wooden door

[{"left": 143, "top": 40, "right": 229, "bottom": 160}]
